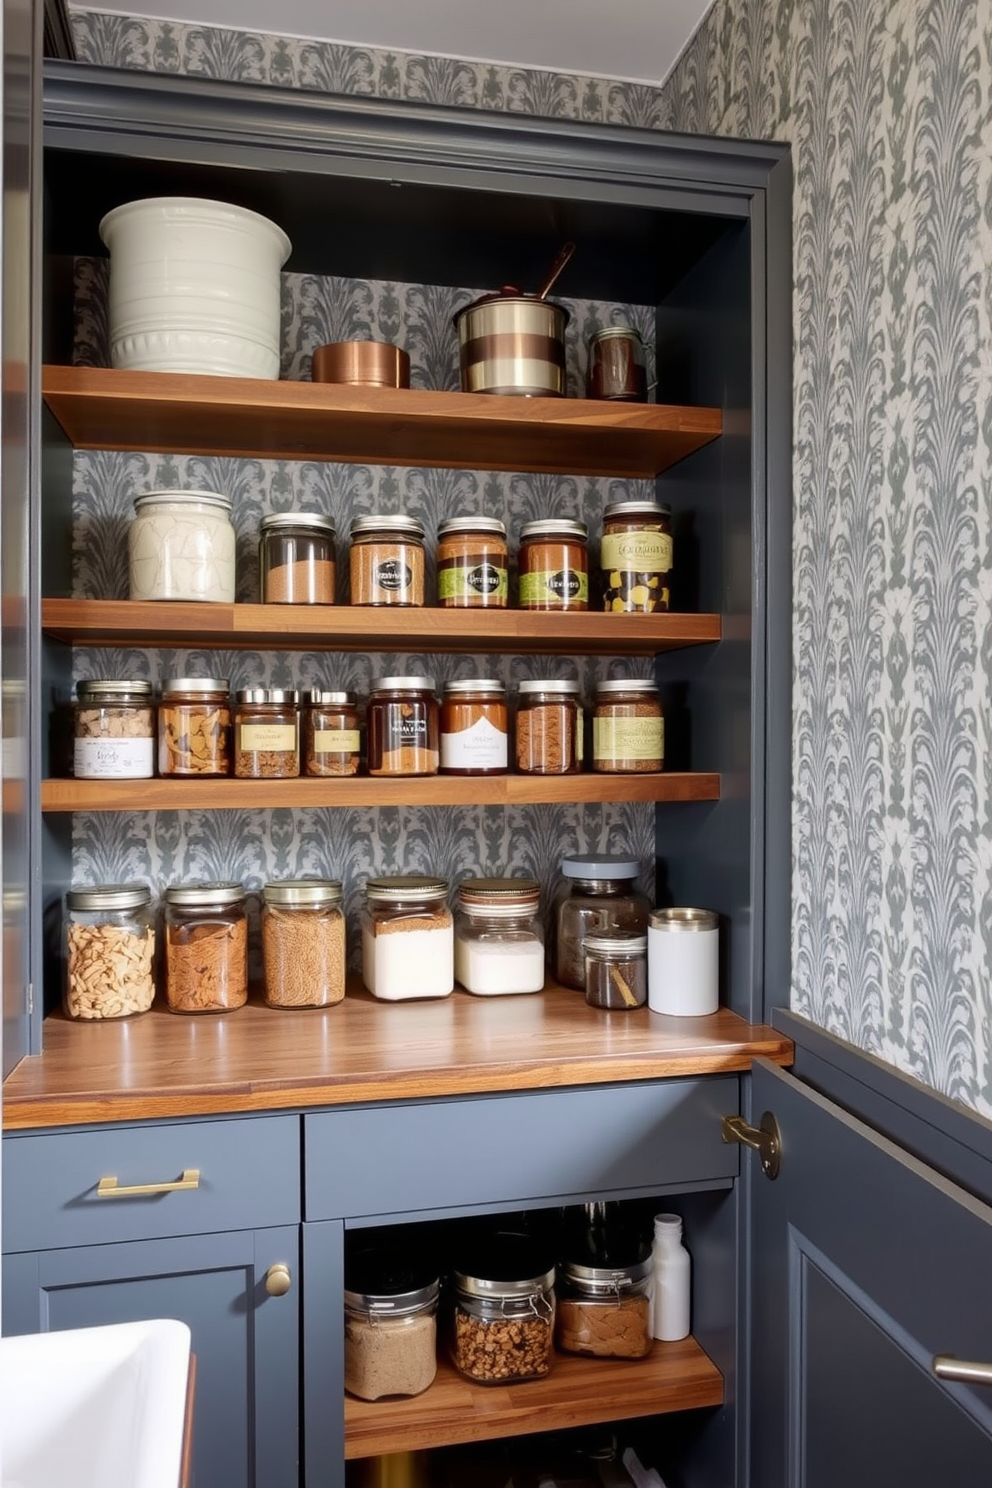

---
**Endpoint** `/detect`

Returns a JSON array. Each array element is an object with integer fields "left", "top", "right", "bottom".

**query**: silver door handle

[{"left": 932, "top": 1355, "right": 992, "bottom": 1387}]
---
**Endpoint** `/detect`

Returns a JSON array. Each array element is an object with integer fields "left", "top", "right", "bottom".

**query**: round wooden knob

[{"left": 265, "top": 1263, "right": 292, "bottom": 1297}]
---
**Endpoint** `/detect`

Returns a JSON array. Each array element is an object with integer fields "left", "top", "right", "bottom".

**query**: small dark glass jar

[
  {"left": 586, "top": 326, "right": 648, "bottom": 401},
  {"left": 555, "top": 853, "right": 650, "bottom": 990},
  {"left": 366, "top": 677, "right": 439, "bottom": 777}
]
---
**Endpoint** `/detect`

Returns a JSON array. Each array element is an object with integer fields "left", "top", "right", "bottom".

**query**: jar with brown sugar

[
  {"left": 517, "top": 519, "right": 589, "bottom": 610},
  {"left": 600, "top": 500, "right": 672, "bottom": 613},
  {"left": 234, "top": 689, "right": 299, "bottom": 778},
  {"left": 302, "top": 690, "right": 360, "bottom": 777},
  {"left": 366, "top": 677, "right": 439, "bottom": 777},
  {"left": 158, "top": 677, "right": 231, "bottom": 777},
  {"left": 592, "top": 680, "right": 664, "bottom": 773},
  {"left": 262, "top": 878, "right": 346, "bottom": 1008},
  {"left": 440, "top": 679, "right": 508, "bottom": 775},
  {"left": 259, "top": 512, "right": 337, "bottom": 604},
  {"left": 349, "top": 515, "right": 425, "bottom": 606},
  {"left": 163, "top": 881, "right": 248, "bottom": 1013},
  {"left": 436, "top": 517, "right": 509, "bottom": 607},
  {"left": 515, "top": 679, "right": 582, "bottom": 774}
]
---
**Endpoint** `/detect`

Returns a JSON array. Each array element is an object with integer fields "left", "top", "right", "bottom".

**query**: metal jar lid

[
  {"left": 443, "top": 678, "right": 504, "bottom": 696},
  {"left": 602, "top": 500, "right": 672, "bottom": 520},
  {"left": 589, "top": 325, "right": 645, "bottom": 347},
  {"left": 263, "top": 878, "right": 343, "bottom": 907},
  {"left": 454, "top": 1234, "right": 555, "bottom": 1299},
  {"left": 134, "top": 489, "right": 233, "bottom": 514},
  {"left": 234, "top": 688, "right": 299, "bottom": 705},
  {"left": 517, "top": 679, "right": 581, "bottom": 696},
  {"left": 161, "top": 677, "right": 229, "bottom": 696},
  {"left": 350, "top": 514, "right": 425, "bottom": 540},
  {"left": 458, "top": 876, "right": 540, "bottom": 911},
  {"left": 76, "top": 679, "right": 153, "bottom": 701},
  {"left": 301, "top": 690, "right": 355, "bottom": 707},
  {"left": 519, "top": 519, "right": 588, "bottom": 542},
  {"left": 437, "top": 516, "right": 507, "bottom": 539},
  {"left": 259, "top": 511, "right": 335, "bottom": 537},
  {"left": 163, "top": 881, "right": 246, "bottom": 908},
  {"left": 583, "top": 930, "right": 648, "bottom": 956},
  {"left": 66, "top": 883, "right": 152, "bottom": 912},
  {"left": 561, "top": 852, "right": 640, "bottom": 880},
  {"left": 369, "top": 676, "right": 436, "bottom": 694},
  {"left": 594, "top": 679, "right": 658, "bottom": 696},
  {"left": 649, "top": 907, "right": 718, "bottom": 933},
  {"left": 344, "top": 1248, "right": 440, "bottom": 1315},
  {"left": 365, "top": 874, "right": 448, "bottom": 903}
]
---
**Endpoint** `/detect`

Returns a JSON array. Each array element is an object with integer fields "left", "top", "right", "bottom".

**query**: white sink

[{"left": 0, "top": 1319, "right": 191, "bottom": 1488}]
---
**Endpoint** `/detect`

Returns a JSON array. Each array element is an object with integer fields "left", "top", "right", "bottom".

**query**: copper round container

[{"left": 311, "top": 340, "right": 411, "bottom": 388}]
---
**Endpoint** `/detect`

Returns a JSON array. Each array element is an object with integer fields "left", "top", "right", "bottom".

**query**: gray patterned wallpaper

[{"left": 660, "top": 1, "right": 992, "bottom": 1118}]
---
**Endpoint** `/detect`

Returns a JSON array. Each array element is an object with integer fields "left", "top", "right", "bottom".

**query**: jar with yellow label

[
  {"left": 302, "top": 690, "right": 360, "bottom": 776},
  {"left": 517, "top": 519, "right": 589, "bottom": 610},
  {"left": 592, "top": 680, "right": 664, "bottom": 773},
  {"left": 437, "top": 517, "right": 509, "bottom": 608},
  {"left": 599, "top": 501, "right": 672, "bottom": 613},
  {"left": 233, "top": 688, "right": 299, "bottom": 778}
]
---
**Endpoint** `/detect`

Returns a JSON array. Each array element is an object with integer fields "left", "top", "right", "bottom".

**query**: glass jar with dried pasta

[
  {"left": 163, "top": 881, "right": 248, "bottom": 1014},
  {"left": 63, "top": 883, "right": 156, "bottom": 1021},
  {"left": 517, "top": 519, "right": 589, "bottom": 610},
  {"left": 349, "top": 515, "right": 426, "bottom": 606},
  {"left": 233, "top": 688, "right": 300, "bottom": 778},
  {"left": 259, "top": 512, "right": 336, "bottom": 604},
  {"left": 262, "top": 878, "right": 346, "bottom": 1009},
  {"left": 74, "top": 679, "right": 155, "bottom": 780},
  {"left": 599, "top": 500, "right": 672, "bottom": 613},
  {"left": 451, "top": 1235, "right": 556, "bottom": 1384},
  {"left": 440, "top": 679, "right": 508, "bottom": 775},
  {"left": 436, "top": 516, "right": 509, "bottom": 607},
  {"left": 366, "top": 677, "right": 439, "bottom": 777},
  {"left": 302, "top": 690, "right": 360, "bottom": 777},
  {"left": 361, "top": 875, "right": 453, "bottom": 1001},
  {"left": 592, "top": 680, "right": 664, "bottom": 773},
  {"left": 515, "top": 679, "right": 583, "bottom": 775},
  {"left": 158, "top": 677, "right": 231, "bottom": 777}
]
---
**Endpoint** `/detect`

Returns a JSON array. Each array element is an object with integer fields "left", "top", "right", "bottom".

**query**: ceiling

[{"left": 73, "top": 1, "right": 715, "bottom": 86}]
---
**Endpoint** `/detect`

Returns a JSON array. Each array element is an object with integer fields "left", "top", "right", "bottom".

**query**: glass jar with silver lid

[
  {"left": 129, "top": 489, "right": 236, "bottom": 603},
  {"left": 74, "top": 679, "right": 155, "bottom": 780},
  {"left": 515, "top": 678, "right": 583, "bottom": 774},
  {"left": 64, "top": 883, "right": 156, "bottom": 1021},
  {"left": 163, "top": 881, "right": 248, "bottom": 1013},
  {"left": 361, "top": 874, "right": 453, "bottom": 1001},
  {"left": 233, "top": 688, "right": 300, "bottom": 778},
  {"left": 259, "top": 511, "right": 337, "bottom": 604},
  {"left": 349, "top": 514, "right": 426, "bottom": 606},
  {"left": 517, "top": 518, "right": 589, "bottom": 610},
  {"left": 556, "top": 1233, "right": 653, "bottom": 1358},
  {"left": 450, "top": 1234, "right": 556, "bottom": 1383},
  {"left": 262, "top": 877, "right": 346, "bottom": 1009}
]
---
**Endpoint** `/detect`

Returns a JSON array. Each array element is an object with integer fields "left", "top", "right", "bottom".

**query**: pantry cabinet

[{"left": 2, "top": 56, "right": 990, "bottom": 1488}]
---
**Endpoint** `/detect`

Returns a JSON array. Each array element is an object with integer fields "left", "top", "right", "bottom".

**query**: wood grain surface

[{"left": 2, "top": 983, "right": 793, "bottom": 1129}]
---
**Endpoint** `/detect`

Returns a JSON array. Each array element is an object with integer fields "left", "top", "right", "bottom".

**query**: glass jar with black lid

[
  {"left": 556, "top": 1226, "right": 653, "bottom": 1358},
  {"left": 344, "top": 1244, "right": 440, "bottom": 1401},
  {"left": 450, "top": 1233, "right": 556, "bottom": 1384}
]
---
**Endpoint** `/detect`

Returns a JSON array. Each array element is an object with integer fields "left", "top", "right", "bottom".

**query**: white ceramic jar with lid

[
  {"left": 129, "top": 489, "right": 236, "bottom": 602},
  {"left": 454, "top": 877, "right": 544, "bottom": 995},
  {"left": 361, "top": 875, "right": 453, "bottom": 1001},
  {"left": 647, "top": 907, "right": 719, "bottom": 1016}
]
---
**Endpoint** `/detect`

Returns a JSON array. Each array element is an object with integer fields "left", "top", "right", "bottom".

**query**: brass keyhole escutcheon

[{"left": 265, "top": 1263, "right": 292, "bottom": 1297}]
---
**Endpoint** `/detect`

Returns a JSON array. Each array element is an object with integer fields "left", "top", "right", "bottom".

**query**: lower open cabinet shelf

[{"left": 343, "top": 1339, "right": 723, "bottom": 1457}]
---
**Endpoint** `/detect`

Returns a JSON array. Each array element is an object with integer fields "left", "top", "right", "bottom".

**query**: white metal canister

[
  {"left": 647, "top": 907, "right": 719, "bottom": 1016},
  {"left": 129, "top": 489, "right": 236, "bottom": 602}
]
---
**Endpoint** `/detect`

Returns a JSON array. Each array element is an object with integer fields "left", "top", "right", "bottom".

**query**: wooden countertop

[{"left": 2, "top": 982, "right": 793, "bottom": 1130}]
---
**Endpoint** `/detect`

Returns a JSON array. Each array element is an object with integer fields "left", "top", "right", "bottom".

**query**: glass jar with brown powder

[
  {"left": 436, "top": 517, "right": 509, "bottom": 607},
  {"left": 234, "top": 689, "right": 300, "bottom": 778},
  {"left": 366, "top": 677, "right": 439, "bottom": 777},
  {"left": 515, "top": 679, "right": 582, "bottom": 774},
  {"left": 349, "top": 515, "right": 425, "bottom": 606},
  {"left": 259, "top": 512, "right": 337, "bottom": 603},
  {"left": 302, "top": 690, "right": 360, "bottom": 777},
  {"left": 163, "top": 881, "right": 248, "bottom": 1013},
  {"left": 517, "top": 519, "right": 589, "bottom": 610},
  {"left": 440, "top": 679, "right": 508, "bottom": 775},
  {"left": 592, "top": 680, "right": 664, "bottom": 773},
  {"left": 262, "top": 878, "right": 346, "bottom": 1008}
]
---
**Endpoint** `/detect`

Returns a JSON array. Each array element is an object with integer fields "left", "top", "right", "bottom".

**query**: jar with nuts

[
  {"left": 64, "top": 884, "right": 156, "bottom": 1021},
  {"left": 450, "top": 1235, "right": 555, "bottom": 1385}
]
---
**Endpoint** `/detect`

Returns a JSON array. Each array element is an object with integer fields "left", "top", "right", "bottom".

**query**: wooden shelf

[
  {"left": 42, "top": 365, "right": 722, "bottom": 477},
  {"left": 344, "top": 1341, "right": 723, "bottom": 1458},
  {"left": 41, "top": 772, "right": 719, "bottom": 813},
  {"left": 42, "top": 599, "right": 722, "bottom": 656},
  {"left": 1, "top": 984, "right": 794, "bottom": 1129}
]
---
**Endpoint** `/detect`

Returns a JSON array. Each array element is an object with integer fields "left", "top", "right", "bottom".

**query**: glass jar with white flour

[
  {"left": 129, "top": 489, "right": 237, "bottom": 602},
  {"left": 361, "top": 875, "right": 453, "bottom": 1001}
]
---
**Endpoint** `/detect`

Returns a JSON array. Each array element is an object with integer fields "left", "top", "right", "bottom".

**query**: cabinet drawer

[
  {"left": 3, "top": 1114, "right": 300, "bottom": 1252},
  {"left": 305, "top": 1077, "right": 739, "bottom": 1221}
]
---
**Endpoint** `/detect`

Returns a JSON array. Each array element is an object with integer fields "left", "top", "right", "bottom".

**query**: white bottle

[{"left": 650, "top": 1212, "right": 691, "bottom": 1341}]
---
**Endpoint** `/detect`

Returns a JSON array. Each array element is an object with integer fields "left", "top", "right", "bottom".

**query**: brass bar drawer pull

[
  {"left": 97, "top": 1167, "right": 201, "bottom": 1198},
  {"left": 933, "top": 1355, "right": 992, "bottom": 1387}
]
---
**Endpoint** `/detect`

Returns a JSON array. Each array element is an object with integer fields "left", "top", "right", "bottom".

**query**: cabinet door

[
  {"left": 3, "top": 1225, "right": 299, "bottom": 1488},
  {"left": 750, "top": 1061, "right": 992, "bottom": 1487}
]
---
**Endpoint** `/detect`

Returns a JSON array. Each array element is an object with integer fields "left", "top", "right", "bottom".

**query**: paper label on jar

[
  {"left": 373, "top": 558, "right": 413, "bottom": 593},
  {"left": 441, "top": 715, "right": 508, "bottom": 770},
  {"left": 438, "top": 563, "right": 509, "bottom": 602},
  {"left": 601, "top": 532, "right": 673, "bottom": 572},
  {"left": 74, "top": 737, "right": 155, "bottom": 778},
  {"left": 593, "top": 716, "right": 664, "bottom": 762},
  {"left": 519, "top": 569, "right": 588, "bottom": 605},
  {"left": 313, "top": 729, "right": 360, "bottom": 754},
  {"left": 239, "top": 723, "right": 296, "bottom": 752}
]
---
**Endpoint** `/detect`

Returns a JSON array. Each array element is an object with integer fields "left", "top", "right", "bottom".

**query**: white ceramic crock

[{"left": 99, "top": 197, "right": 291, "bottom": 380}]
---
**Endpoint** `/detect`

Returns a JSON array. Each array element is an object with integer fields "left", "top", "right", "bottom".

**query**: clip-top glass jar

[
  {"left": 64, "top": 883, "right": 156, "bottom": 1021},
  {"left": 234, "top": 688, "right": 300, "bottom": 778},
  {"left": 517, "top": 519, "right": 589, "bottom": 610},
  {"left": 158, "top": 677, "right": 231, "bottom": 777},
  {"left": 451, "top": 1235, "right": 556, "bottom": 1384},
  {"left": 361, "top": 875, "right": 453, "bottom": 1001},
  {"left": 259, "top": 512, "right": 336, "bottom": 604},
  {"left": 129, "top": 489, "right": 236, "bottom": 602},
  {"left": 515, "top": 679, "right": 583, "bottom": 775},
  {"left": 262, "top": 878, "right": 346, "bottom": 1009},
  {"left": 344, "top": 1246, "right": 440, "bottom": 1401},
  {"left": 302, "top": 690, "right": 360, "bottom": 777},
  {"left": 454, "top": 877, "right": 544, "bottom": 996},
  {"left": 556, "top": 1232, "right": 653, "bottom": 1359},
  {"left": 555, "top": 853, "right": 650, "bottom": 990},
  {"left": 74, "top": 679, "right": 155, "bottom": 780},
  {"left": 350, "top": 515, "right": 426, "bottom": 606},
  {"left": 436, "top": 517, "right": 509, "bottom": 608},
  {"left": 600, "top": 500, "right": 672, "bottom": 613},
  {"left": 163, "top": 881, "right": 248, "bottom": 1013}
]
